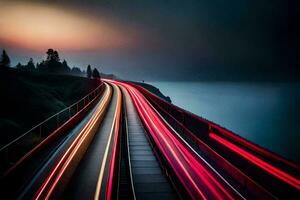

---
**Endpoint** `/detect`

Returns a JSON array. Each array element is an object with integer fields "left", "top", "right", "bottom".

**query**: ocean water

[{"left": 147, "top": 81, "right": 300, "bottom": 163}]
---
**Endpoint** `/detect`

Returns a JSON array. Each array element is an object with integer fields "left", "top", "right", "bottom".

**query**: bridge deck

[
  {"left": 64, "top": 84, "right": 118, "bottom": 199},
  {"left": 17, "top": 85, "right": 110, "bottom": 199},
  {"left": 123, "top": 88, "right": 177, "bottom": 200}
]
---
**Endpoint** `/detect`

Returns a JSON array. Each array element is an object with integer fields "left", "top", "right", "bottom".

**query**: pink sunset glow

[{"left": 0, "top": 2, "right": 136, "bottom": 51}]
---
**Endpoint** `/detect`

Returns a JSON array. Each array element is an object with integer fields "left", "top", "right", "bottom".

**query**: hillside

[
  {"left": 132, "top": 81, "right": 172, "bottom": 103},
  {"left": 0, "top": 67, "right": 99, "bottom": 147}
]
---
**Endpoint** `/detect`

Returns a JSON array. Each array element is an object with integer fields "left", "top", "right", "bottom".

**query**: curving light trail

[
  {"left": 209, "top": 133, "right": 300, "bottom": 190},
  {"left": 94, "top": 84, "right": 122, "bottom": 200},
  {"left": 114, "top": 81, "right": 243, "bottom": 200},
  {"left": 30, "top": 79, "right": 300, "bottom": 199},
  {"left": 128, "top": 82, "right": 300, "bottom": 195},
  {"left": 105, "top": 84, "right": 122, "bottom": 200},
  {"left": 34, "top": 83, "right": 112, "bottom": 200},
  {"left": 210, "top": 124, "right": 300, "bottom": 172}
]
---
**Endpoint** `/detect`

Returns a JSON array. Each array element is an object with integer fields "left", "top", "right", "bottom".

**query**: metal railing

[
  {"left": 129, "top": 82, "right": 300, "bottom": 170},
  {"left": 129, "top": 82, "right": 300, "bottom": 199},
  {"left": 0, "top": 82, "right": 104, "bottom": 173}
]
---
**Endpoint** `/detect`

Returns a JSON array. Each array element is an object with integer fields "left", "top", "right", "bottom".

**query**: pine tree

[
  {"left": 71, "top": 67, "right": 82, "bottom": 75},
  {"left": 27, "top": 58, "right": 35, "bottom": 71},
  {"left": 92, "top": 68, "right": 100, "bottom": 79},
  {"left": 62, "top": 60, "right": 71, "bottom": 73},
  {"left": 87, "top": 65, "right": 92, "bottom": 78},
  {"left": 0, "top": 50, "right": 10, "bottom": 67},
  {"left": 16, "top": 62, "right": 22, "bottom": 70}
]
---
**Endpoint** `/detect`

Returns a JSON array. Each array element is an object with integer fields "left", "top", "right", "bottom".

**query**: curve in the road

[
  {"left": 115, "top": 81, "right": 244, "bottom": 200},
  {"left": 34, "top": 83, "right": 112, "bottom": 200}
]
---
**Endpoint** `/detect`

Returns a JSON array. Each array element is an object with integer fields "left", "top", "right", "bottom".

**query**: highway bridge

[{"left": 0, "top": 80, "right": 299, "bottom": 199}]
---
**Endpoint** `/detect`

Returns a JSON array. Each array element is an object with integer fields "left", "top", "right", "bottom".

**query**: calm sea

[{"left": 147, "top": 81, "right": 300, "bottom": 163}]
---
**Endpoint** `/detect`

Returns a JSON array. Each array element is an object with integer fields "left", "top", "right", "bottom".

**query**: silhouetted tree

[
  {"left": 15, "top": 58, "right": 35, "bottom": 72},
  {"left": 62, "top": 60, "right": 71, "bottom": 73},
  {"left": 27, "top": 58, "right": 35, "bottom": 71},
  {"left": 0, "top": 50, "right": 10, "bottom": 67},
  {"left": 92, "top": 68, "right": 100, "bottom": 79},
  {"left": 71, "top": 67, "right": 82, "bottom": 75},
  {"left": 53, "top": 51, "right": 60, "bottom": 62},
  {"left": 87, "top": 65, "right": 92, "bottom": 78},
  {"left": 46, "top": 49, "right": 60, "bottom": 62},
  {"left": 16, "top": 62, "right": 23, "bottom": 70},
  {"left": 43, "top": 49, "right": 64, "bottom": 73},
  {"left": 36, "top": 62, "right": 41, "bottom": 70},
  {"left": 7, "top": 48, "right": 97, "bottom": 78},
  {"left": 46, "top": 49, "right": 54, "bottom": 61},
  {"left": 36, "top": 60, "right": 47, "bottom": 72}
]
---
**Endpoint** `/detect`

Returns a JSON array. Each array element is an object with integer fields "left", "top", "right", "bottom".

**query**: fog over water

[{"left": 148, "top": 81, "right": 300, "bottom": 163}]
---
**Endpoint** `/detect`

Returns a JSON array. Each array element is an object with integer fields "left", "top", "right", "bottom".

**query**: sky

[{"left": 0, "top": 0, "right": 296, "bottom": 81}]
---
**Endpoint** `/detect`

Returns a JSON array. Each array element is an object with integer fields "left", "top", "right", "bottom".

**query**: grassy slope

[
  {"left": 0, "top": 68, "right": 99, "bottom": 146},
  {"left": 132, "top": 81, "right": 172, "bottom": 103}
]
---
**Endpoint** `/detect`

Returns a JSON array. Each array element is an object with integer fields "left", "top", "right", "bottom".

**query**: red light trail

[
  {"left": 209, "top": 132, "right": 300, "bottom": 190},
  {"left": 105, "top": 85, "right": 122, "bottom": 200},
  {"left": 113, "top": 81, "right": 243, "bottom": 200},
  {"left": 211, "top": 126, "right": 300, "bottom": 171},
  {"left": 34, "top": 83, "right": 112, "bottom": 200},
  {"left": 28, "top": 80, "right": 299, "bottom": 199},
  {"left": 127, "top": 82, "right": 299, "bottom": 198}
]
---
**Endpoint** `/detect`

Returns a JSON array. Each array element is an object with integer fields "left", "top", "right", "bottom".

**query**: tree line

[{"left": 0, "top": 49, "right": 100, "bottom": 79}]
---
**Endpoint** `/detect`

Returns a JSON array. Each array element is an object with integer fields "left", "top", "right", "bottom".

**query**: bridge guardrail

[
  {"left": 0, "top": 81, "right": 104, "bottom": 174},
  {"left": 128, "top": 82, "right": 299, "bottom": 199},
  {"left": 129, "top": 82, "right": 299, "bottom": 171}
]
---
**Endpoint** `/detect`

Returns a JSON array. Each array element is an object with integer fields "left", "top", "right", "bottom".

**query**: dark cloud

[{"left": 1, "top": 0, "right": 295, "bottom": 81}]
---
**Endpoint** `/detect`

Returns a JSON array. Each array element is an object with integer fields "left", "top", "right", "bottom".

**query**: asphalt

[
  {"left": 63, "top": 84, "right": 119, "bottom": 200},
  {"left": 17, "top": 84, "right": 110, "bottom": 200}
]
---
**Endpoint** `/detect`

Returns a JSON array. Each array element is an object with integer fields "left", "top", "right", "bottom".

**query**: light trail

[
  {"left": 106, "top": 84, "right": 122, "bottom": 200},
  {"left": 34, "top": 83, "right": 112, "bottom": 200},
  {"left": 129, "top": 82, "right": 299, "bottom": 173},
  {"left": 210, "top": 125, "right": 300, "bottom": 171},
  {"left": 209, "top": 133, "right": 300, "bottom": 190},
  {"left": 3, "top": 83, "right": 103, "bottom": 178},
  {"left": 116, "top": 81, "right": 242, "bottom": 200},
  {"left": 129, "top": 88, "right": 232, "bottom": 199},
  {"left": 128, "top": 82, "right": 299, "bottom": 198},
  {"left": 127, "top": 83, "right": 276, "bottom": 199},
  {"left": 94, "top": 84, "right": 122, "bottom": 200}
]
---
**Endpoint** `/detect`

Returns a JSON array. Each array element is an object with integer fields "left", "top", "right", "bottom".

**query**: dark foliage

[
  {"left": 46, "top": 49, "right": 60, "bottom": 62},
  {"left": 4, "top": 48, "right": 102, "bottom": 78},
  {"left": 0, "top": 50, "right": 10, "bottom": 67},
  {"left": 0, "top": 49, "right": 104, "bottom": 147},
  {"left": 87, "top": 65, "right": 92, "bottom": 79},
  {"left": 71, "top": 67, "right": 83, "bottom": 75},
  {"left": 92, "top": 68, "right": 100, "bottom": 79},
  {"left": 62, "top": 60, "right": 71, "bottom": 73},
  {"left": 15, "top": 58, "right": 36, "bottom": 72},
  {"left": 0, "top": 67, "right": 99, "bottom": 146},
  {"left": 38, "top": 49, "right": 68, "bottom": 74},
  {"left": 27, "top": 58, "right": 35, "bottom": 71}
]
